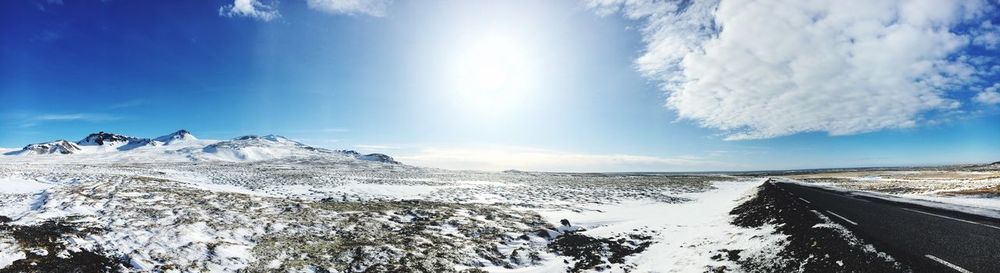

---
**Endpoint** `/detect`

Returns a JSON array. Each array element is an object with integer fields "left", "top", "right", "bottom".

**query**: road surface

[{"left": 773, "top": 181, "right": 1000, "bottom": 273}]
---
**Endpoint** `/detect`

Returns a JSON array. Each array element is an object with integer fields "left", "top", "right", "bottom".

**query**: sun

[
  {"left": 445, "top": 35, "right": 539, "bottom": 116},
  {"left": 453, "top": 38, "right": 519, "bottom": 93}
]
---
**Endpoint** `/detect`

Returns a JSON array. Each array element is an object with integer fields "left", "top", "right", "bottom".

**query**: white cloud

[
  {"left": 34, "top": 113, "right": 118, "bottom": 122},
  {"left": 18, "top": 113, "right": 121, "bottom": 128},
  {"left": 394, "top": 146, "right": 723, "bottom": 172},
  {"left": 219, "top": 0, "right": 280, "bottom": 21},
  {"left": 305, "top": 0, "right": 391, "bottom": 17},
  {"left": 591, "top": 0, "right": 997, "bottom": 140},
  {"left": 973, "top": 20, "right": 1000, "bottom": 49},
  {"left": 219, "top": 0, "right": 389, "bottom": 21},
  {"left": 975, "top": 83, "right": 1000, "bottom": 104}
]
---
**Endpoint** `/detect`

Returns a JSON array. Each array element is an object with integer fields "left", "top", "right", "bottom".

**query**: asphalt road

[{"left": 773, "top": 181, "right": 1000, "bottom": 273}]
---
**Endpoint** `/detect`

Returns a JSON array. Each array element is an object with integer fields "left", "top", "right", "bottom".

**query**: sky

[{"left": 1, "top": 0, "right": 999, "bottom": 172}]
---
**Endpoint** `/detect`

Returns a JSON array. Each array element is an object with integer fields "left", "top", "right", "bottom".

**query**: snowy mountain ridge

[
  {"left": 153, "top": 129, "right": 197, "bottom": 144},
  {"left": 77, "top": 131, "right": 136, "bottom": 146},
  {"left": 8, "top": 140, "right": 82, "bottom": 155},
  {"left": 2, "top": 130, "right": 400, "bottom": 164}
]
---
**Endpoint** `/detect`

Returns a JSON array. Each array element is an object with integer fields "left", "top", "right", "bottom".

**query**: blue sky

[{"left": 1, "top": 0, "right": 998, "bottom": 171}]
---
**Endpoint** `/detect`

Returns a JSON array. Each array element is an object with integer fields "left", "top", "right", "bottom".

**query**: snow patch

[
  {"left": 0, "top": 240, "right": 25, "bottom": 269},
  {"left": 0, "top": 176, "right": 54, "bottom": 194},
  {"left": 532, "top": 180, "right": 769, "bottom": 271}
]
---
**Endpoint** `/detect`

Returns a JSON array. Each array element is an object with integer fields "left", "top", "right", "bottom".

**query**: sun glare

[{"left": 446, "top": 35, "right": 539, "bottom": 116}]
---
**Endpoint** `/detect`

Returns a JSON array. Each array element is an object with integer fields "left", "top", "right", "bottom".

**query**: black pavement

[{"left": 773, "top": 181, "right": 1000, "bottom": 273}]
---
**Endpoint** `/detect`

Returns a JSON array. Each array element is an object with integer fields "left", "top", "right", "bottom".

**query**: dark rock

[
  {"left": 78, "top": 131, "right": 133, "bottom": 146},
  {"left": 548, "top": 232, "right": 652, "bottom": 272}
]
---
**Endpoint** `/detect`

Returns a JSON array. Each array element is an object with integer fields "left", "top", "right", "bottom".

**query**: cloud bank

[
  {"left": 219, "top": 0, "right": 280, "bottom": 21},
  {"left": 219, "top": 0, "right": 390, "bottom": 20},
  {"left": 976, "top": 83, "right": 1000, "bottom": 104},
  {"left": 592, "top": 0, "right": 999, "bottom": 140},
  {"left": 395, "top": 147, "right": 721, "bottom": 172},
  {"left": 17, "top": 113, "right": 121, "bottom": 128},
  {"left": 305, "top": 0, "right": 391, "bottom": 17}
]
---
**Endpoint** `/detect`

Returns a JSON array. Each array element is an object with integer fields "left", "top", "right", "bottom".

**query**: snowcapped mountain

[
  {"left": 340, "top": 149, "right": 401, "bottom": 164},
  {"left": 76, "top": 131, "right": 157, "bottom": 152},
  {"left": 197, "top": 134, "right": 325, "bottom": 161},
  {"left": 77, "top": 131, "right": 135, "bottom": 146},
  {"left": 196, "top": 134, "right": 399, "bottom": 163},
  {"left": 4, "top": 140, "right": 82, "bottom": 155},
  {"left": 154, "top": 129, "right": 197, "bottom": 144},
  {"left": 2, "top": 130, "right": 401, "bottom": 165}
]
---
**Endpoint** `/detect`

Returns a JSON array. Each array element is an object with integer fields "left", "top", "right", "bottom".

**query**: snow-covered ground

[
  {"left": 0, "top": 156, "right": 776, "bottom": 272},
  {"left": 533, "top": 181, "right": 780, "bottom": 272},
  {"left": 3, "top": 131, "right": 993, "bottom": 272},
  {"left": 0, "top": 176, "right": 54, "bottom": 194}
]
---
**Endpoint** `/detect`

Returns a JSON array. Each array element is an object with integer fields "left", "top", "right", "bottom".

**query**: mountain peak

[
  {"left": 8, "top": 140, "right": 82, "bottom": 155},
  {"left": 5, "top": 131, "right": 402, "bottom": 165},
  {"left": 335, "top": 150, "right": 400, "bottom": 164},
  {"left": 358, "top": 153, "right": 400, "bottom": 164},
  {"left": 78, "top": 131, "right": 134, "bottom": 146},
  {"left": 155, "top": 129, "right": 197, "bottom": 144},
  {"left": 234, "top": 135, "right": 261, "bottom": 141},
  {"left": 234, "top": 134, "right": 291, "bottom": 143}
]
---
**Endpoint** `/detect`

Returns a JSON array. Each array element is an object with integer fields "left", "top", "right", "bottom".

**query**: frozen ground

[
  {"left": 5, "top": 131, "right": 987, "bottom": 272},
  {"left": 0, "top": 157, "right": 785, "bottom": 272}
]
